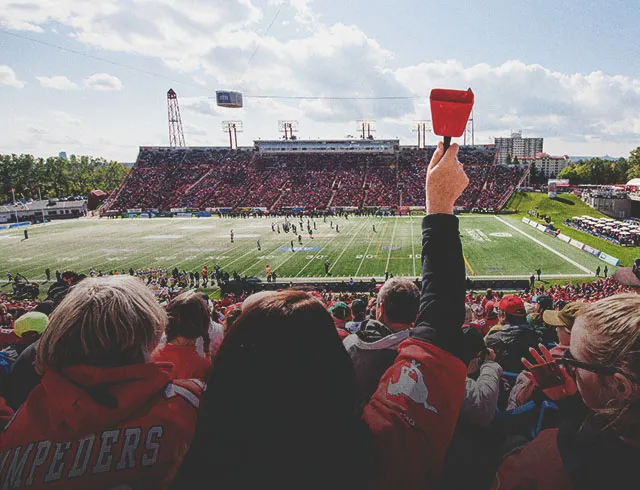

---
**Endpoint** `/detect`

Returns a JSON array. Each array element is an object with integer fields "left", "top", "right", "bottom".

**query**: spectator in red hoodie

[
  {"left": 0, "top": 276, "right": 202, "bottom": 489},
  {"left": 152, "top": 291, "right": 212, "bottom": 381}
]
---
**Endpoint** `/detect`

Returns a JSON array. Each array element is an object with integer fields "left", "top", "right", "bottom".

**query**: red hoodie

[
  {"left": 151, "top": 344, "right": 211, "bottom": 381},
  {"left": 0, "top": 362, "right": 202, "bottom": 489}
]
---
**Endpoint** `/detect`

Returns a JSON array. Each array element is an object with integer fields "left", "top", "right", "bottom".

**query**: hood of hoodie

[{"left": 36, "top": 362, "right": 172, "bottom": 439}]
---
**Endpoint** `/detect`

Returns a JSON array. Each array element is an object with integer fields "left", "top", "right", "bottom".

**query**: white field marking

[
  {"left": 385, "top": 216, "right": 399, "bottom": 273},
  {"left": 355, "top": 221, "right": 382, "bottom": 277},
  {"left": 489, "top": 232, "right": 513, "bottom": 238},
  {"left": 295, "top": 227, "right": 345, "bottom": 278},
  {"left": 144, "top": 235, "right": 183, "bottom": 239},
  {"left": 228, "top": 233, "right": 260, "bottom": 238},
  {"left": 0, "top": 236, "right": 19, "bottom": 240},
  {"left": 329, "top": 218, "right": 369, "bottom": 273},
  {"left": 179, "top": 225, "right": 217, "bottom": 230},
  {"left": 101, "top": 248, "right": 136, "bottom": 253},
  {"left": 219, "top": 245, "right": 262, "bottom": 270},
  {"left": 493, "top": 216, "right": 592, "bottom": 274},
  {"left": 186, "top": 248, "right": 229, "bottom": 252},
  {"left": 1, "top": 273, "right": 596, "bottom": 285},
  {"left": 411, "top": 215, "right": 417, "bottom": 276},
  {"left": 8, "top": 257, "right": 32, "bottom": 262},
  {"left": 243, "top": 237, "right": 301, "bottom": 276}
]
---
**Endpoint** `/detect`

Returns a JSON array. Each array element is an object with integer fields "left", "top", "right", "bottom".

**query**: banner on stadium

[
  {"left": 557, "top": 233, "right": 572, "bottom": 243},
  {"left": 149, "top": 208, "right": 159, "bottom": 213},
  {"left": 544, "top": 228, "right": 559, "bottom": 237},
  {"left": 522, "top": 218, "right": 531, "bottom": 225},
  {"left": 139, "top": 213, "right": 151, "bottom": 218},
  {"left": 536, "top": 224, "right": 547, "bottom": 231},
  {"left": 205, "top": 208, "right": 219, "bottom": 213},
  {"left": 197, "top": 212, "right": 212, "bottom": 217},
  {"left": 170, "top": 208, "right": 187, "bottom": 213},
  {"left": 569, "top": 239, "right": 585, "bottom": 250},
  {"left": 0, "top": 224, "right": 8, "bottom": 230},
  {"left": 598, "top": 252, "right": 621, "bottom": 266},
  {"left": 127, "top": 208, "right": 142, "bottom": 214},
  {"left": 176, "top": 212, "right": 192, "bottom": 218},
  {"left": 9, "top": 221, "right": 30, "bottom": 228},
  {"left": 527, "top": 220, "right": 538, "bottom": 228},
  {"left": 582, "top": 244, "right": 601, "bottom": 258},
  {"left": 0, "top": 216, "right": 8, "bottom": 223}
]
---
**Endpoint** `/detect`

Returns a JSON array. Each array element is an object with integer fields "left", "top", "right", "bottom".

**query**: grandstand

[{"left": 104, "top": 141, "right": 528, "bottom": 213}]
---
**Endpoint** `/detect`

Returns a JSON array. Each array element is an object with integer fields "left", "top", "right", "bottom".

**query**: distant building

[
  {"left": 0, "top": 199, "right": 86, "bottom": 224},
  {"left": 495, "top": 132, "right": 543, "bottom": 164},
  {"left": 520, "top": 153, "right": 569, "bottom": 178},
  {"left": 58, "top": 151, "right": 67, "bottom": 159}
]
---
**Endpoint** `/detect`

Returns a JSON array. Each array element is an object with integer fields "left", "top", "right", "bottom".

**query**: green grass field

[{"left": 0, "top": 211, "right": 617, "bottom": 282}]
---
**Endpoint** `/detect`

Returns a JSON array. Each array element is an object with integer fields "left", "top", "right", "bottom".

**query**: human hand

[
  {"left": 485, "top": 348, "right": 496, "bottom": 362},
  {"left": 426, "top": 142, "right": 469, "bottom": 215},
  {"left": 521, "top": 344, "right": 577, "bottom": 401}
]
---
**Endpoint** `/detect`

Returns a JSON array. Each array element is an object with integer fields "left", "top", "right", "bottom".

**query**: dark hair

[
  {"left": 33, "top": 300, "right": 55, "bottom": 316},
  {"left": 172, "top": 290, "right": 373, "bottom": 489},
  {"left": 222, "top": 306, "right": 242, "bottom": 336},
  {"left": 461, "top": 327, "right": 486, "bottom": 366},
  {"left": 165, "top": 292, "right": 211, "bottom": 352}
]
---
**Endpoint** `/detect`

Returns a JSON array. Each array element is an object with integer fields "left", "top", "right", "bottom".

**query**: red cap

[
  {"left": 498, "top": 295, "right": 526, "bottom": 316},
  {"left": 484, "top": 301, "right": 498, "bottom": 318}
]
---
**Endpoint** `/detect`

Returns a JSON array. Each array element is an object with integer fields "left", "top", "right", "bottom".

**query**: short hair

[
  {"left": 165, "top": 291, "right": 211, "bottom": 348},
  {"left": 376, "top": 277, "right": 420, "bottom": 325},
  {"left": 36, "top": 276, "right": 167, "bottom": 374}
]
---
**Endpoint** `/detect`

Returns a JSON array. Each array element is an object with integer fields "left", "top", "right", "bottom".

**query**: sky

[{"left": 1, "top": 0, "right": 639, "bottom": 162}]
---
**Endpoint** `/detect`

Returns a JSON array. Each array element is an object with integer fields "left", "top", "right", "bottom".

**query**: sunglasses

[{"left": 559, "top": 349, "right": 629, "bottom": 379}]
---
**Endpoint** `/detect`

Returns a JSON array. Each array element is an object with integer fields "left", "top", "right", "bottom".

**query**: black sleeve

[
  {"left": 410, "top": 214, "right": 465, "bottom": 361},
  {"left": 5, "top": 341, "right": 41, "bottom": 410}
]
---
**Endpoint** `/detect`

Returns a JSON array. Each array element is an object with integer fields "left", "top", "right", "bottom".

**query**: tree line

[
  {"left": 556, "top": 147, "right": 640, "bottom": 185},
  {"left": 1, "top": 154, "right": 130, "bottom": 202}
]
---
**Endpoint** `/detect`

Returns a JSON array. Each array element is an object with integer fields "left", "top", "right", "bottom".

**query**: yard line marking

[
  {"left": 329, "top": 218, "right": 369, "bottom": 273},
  {"left": 384, "top": 216, "right": 398, "bottom": 273},
  {"left": 376, "top": 222, "right": 389, "bottom": 254},
  {"left": 493, "top": 216, "right": 592, "bottom": 274},
  {"left": 410, "top": 215, "right": 417, "bottom": 276},
  {"left": 295, "top": 225, "right": 344, "bottom": 278},
  {"left": 355, "top": 220, "right": 382, "bottom": 277},
  {"left": 463, "top": 253, "right": 476, "bottom": 276}
]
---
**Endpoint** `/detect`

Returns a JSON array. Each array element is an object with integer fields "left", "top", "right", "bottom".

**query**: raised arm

[
  {"left": 363, "top": 142, "right": 470, "bottom": 489},
  {"left": 413, "top": 142, "right": 469, "bottom": 361}
]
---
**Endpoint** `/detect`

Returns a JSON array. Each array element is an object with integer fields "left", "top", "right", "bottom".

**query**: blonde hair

[
  {"left": 578, "top": 293, "right": 640, "bottom": 437},
  {"left": 36, "top": 276, "right": 167, "bottom": 374}
]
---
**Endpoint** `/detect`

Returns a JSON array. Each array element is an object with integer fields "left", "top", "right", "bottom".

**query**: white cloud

[
  {"left": 36, "top": 75, "right": 78, "bottom": 90},
  {"left": 84, "top": 73, "right": 123, "bottom": 91},
  {"left": 0, "top": 65, "right": 25, "bottom": 88},
  {"left": 182, "top": 97, "right": 220, "bottom": 116},
  {"left": 1, "top": 1, "right": 640, "bottom": 158},
  {"left": 396, "top": 60, "right": 640, "bottom": 142}
]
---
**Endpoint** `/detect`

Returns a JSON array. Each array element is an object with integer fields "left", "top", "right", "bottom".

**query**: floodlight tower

[
  {"left": 222, "top": 121, "right": 243, "bottom": 149},
  {"left": 463, "top": 110, "right": 475, "bottom": 146},
  {"left": 413, "top": 121, "right": 430, "bottom": 148},
  {"left": 167, "top": 89, "right": 186, "bottom": 147},
  {"left": 357, "top": 120, "right": 376, "bottom": 140},
  {"left": 278, "top": 120, "right": 299, "bottom": 140}
]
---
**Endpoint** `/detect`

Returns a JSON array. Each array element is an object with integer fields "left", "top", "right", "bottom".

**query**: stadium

[
  {"left": 2, "top": 3, "right": 640, "bottom": 488},
  {"left": 0, "top": 138, "right": 614, "bottom": 286}
]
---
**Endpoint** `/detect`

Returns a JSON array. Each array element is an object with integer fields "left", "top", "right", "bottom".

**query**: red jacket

[
  {"left": 0, "top": 362, "right": 202, "bottom": 489},
  {"left": 151, "top": 344, "right": 212, "bottom": 381},
  {"left": 364, "top": 338, "right": 467, "bottom": 490},
  {"left": 492, "top": 429, "right": 571, "bottom": 490}
]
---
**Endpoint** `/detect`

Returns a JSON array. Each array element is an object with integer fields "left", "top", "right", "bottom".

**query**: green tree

[
  {"left": 558, "top": 166, "right": 580, "bottom": 183},
  {"left": 627, "top": 147, "right": 640, "bottom": 181},
  {"left": 512, "top": 156, "right": 520, "bottom": 165}
]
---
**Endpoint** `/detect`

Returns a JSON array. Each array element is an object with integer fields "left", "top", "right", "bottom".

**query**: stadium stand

[{"left": 104, "top": 144, "right": 522, "bottom": 213}]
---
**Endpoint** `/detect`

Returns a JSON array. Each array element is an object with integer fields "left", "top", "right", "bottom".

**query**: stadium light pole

[{"left": 37, "top": 186, "right": 45, "bottom": 223}]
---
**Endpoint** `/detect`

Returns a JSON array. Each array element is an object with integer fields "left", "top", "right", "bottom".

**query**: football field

[{"left": 0, "top": 215, "right": 608, "bottom": 281}]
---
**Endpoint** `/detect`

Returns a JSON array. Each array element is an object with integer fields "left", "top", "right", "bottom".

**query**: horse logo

[{"left": 387, "top": 360, "right": 438, "bottom": 414}]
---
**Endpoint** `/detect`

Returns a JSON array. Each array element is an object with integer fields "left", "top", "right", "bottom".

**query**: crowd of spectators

[
  {"left": 2, "top": 143, "right": 639, "bottom": 489},
  {"left": 105, "top": 145, "right": 524, "bottom": 213},
  {"left": 564, "top": 216, "right": 640, "bottom": 246}
]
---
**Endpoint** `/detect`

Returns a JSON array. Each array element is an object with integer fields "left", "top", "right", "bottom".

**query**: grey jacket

[
  {"left": 343, "top": 319, "right": 410, "bottom": 406},
  {"left": 459, "top": 360, "right": 503, "bottom": 427}
]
